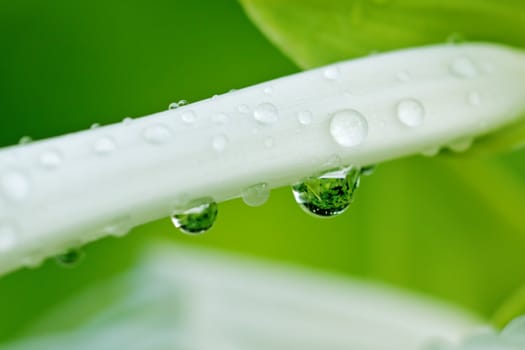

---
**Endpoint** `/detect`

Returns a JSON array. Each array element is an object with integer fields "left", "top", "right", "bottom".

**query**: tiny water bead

[
  {"left": 122, "top": 117, "right": 133, "bottom": 125},
  {"left": 18, "top": 136, "right": 32, "bottom": 145},
  {"left": 181, "top": 110, "right": 197, "bottom": 124},
  {"left": 292, "top": 167, "right": 360, "bottom": 218},
  {"left": 242, "top": 183, "right": 270, "bottom": 207},
  {"left": 396, "top": 98, "right": 425, "bottom": 127},
  {"left": 212, "top": 134, "right": 228, "bottom": 152},
  {"left": 329, "top": 109, "right": 368, "bottom": 148},
  {"left": 90, "top": 123, "right": 100, "bottom": 129},
  {"left": 1, "top": 170, "right": 30, "bottom": 202},
  {"left": 39, "top": 150, "right": 63, "bottom": 169},
  {"left": 297, "top": 111, "right": 313, "bottom": 125},
  {"left": 55, "top": 248, "right": 84, "bottom": 268},
  {"left": 360, "top": 164, "right": 376, "bottom": 176},
  {"left": 323, "top": 66, "right": 341, "bottom": 81},
  {"left": 93, "top": 136, "right": 116, "bottom": 155},
  {"left": 450, "top": 57, "right": 479, "bottom": 78},
  {"left": 143, "top": 124, "right": 171, "bottom": 145},
  {"left": 171, "top": 198, "right": 218, "bottom": 235},
  {"left": 448, "top": 138, "right": 473, "bottom": 152},
  {"left": 253, "top": 102, "right": 278, "bottom": 124},
  {"left": 168, "top": 100, "right": 188, "bottom": 109},
  {"left": 263, "top": 86, "right": 273, "bottom": 95}
]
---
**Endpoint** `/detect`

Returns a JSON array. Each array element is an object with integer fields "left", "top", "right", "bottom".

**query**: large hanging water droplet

[
  {"left": 323, "top": 66, "right": 341, "bottom": 81},
  {"left": 292, "top": 167, "right": 360, "bottom": 218},
  {"left": 93, "top": 136, "right": 116, "bottom": 155},
  {"left": 242, "top": 183, "right": 270, "bottom": 207},
  {"left": 329, "top": 109, "right": 368, "bottom": 147},
  {"left": 1, "top": 170, "right": 30, "bottom": 202},
  {"left": 0, "top": 222, "right": 19, "bottom": 252},
  {"left": 55, "top": 248, "right": 84, "bottom": 268},
  {"left": 253, "top": 102, "right": 278, "bottom": 124},
  {"left": 39, "top": 150, "right": 63, "bottom": 169},
  {"left": 450, "top": 57, "right": 479, "bottom": 78},
  {"left": 171, "top": 198, "right": 218, "bottom": 235},
  {"left": 397, "top": 98, "right": 425, "bottom": 127},
  {"left": 143, "top": 125, "right": 171, "bottom": 145}
]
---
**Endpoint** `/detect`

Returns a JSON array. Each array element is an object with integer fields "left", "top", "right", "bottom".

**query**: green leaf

[{"left": 240, "top": 0, "right": 525, "bottom": 69}]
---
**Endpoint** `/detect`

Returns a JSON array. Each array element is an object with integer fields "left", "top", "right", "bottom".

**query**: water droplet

[
  {"left": 397, "top": 98, "right": 425, "bottom": 127},
  {"left": 212, "top": 113, "right": 229, "bottom": 124},
  {"left": 212, "top": 134, "right": 228, "bottom": 152},
  {"left": 448, "top": 138, "right": 473, "bottom": 152},
  {"left": 360, "top": 164, "right": 376, "bottom": 176},
  {"left": 55, "top": 248, "right": 84, "bottom": 268},
  {"left": 103, "top": 216, "right": 132, "bottom": 237},
  {"left": 396, "top": 71, "right": 410, "bottom": 83},
  {"left": 297, "top": 111, "right": 313, "bottom": 125},
  {"left": 421, "top": 146, "right": 440, "bottom": 157},
  {"left": 181, "top": 110, "right": 197, "bottom": 124},
  {"left": 90, "top": 123, "right": 100, "bottom": 129},
  {"left": 143, "top": 125, "right": 171, "bottom": 145},
  {"left": 468, "top": 91, "right": 481, "bottom": 106},
  {"left": 329, "top": 109, "right": 368, "bottom": 147},
  {"left": 39, "top": 150, "right": 62, "bottom": 169},
  {"left": 450, "top": 57, "right": 479, "bottom": 78},
  {"left": 1, "top": 171, "right": 30, "bottom": 202},
  {"left": 253, "top": 103, "right": 278, "bottom": 124},
  {"left": 0, "top": 222, "right": 18, "bottom": 252},
  {"left": 122, "top": 117, "right": 133, "bottom": 125},
  {"left": 264, "top": 137, "right": 274, "bottom": 148},
  {"left": 18, "top": 136, "right": 32, "bottom": 145},
  {"left": 323, "top": 66, "right": 341, "bottom": 81},
  {"left": 237, "top": 104, "right": 250, "bottom": 113},
  {"left": 292, "top": 166, "right": 360, "bottom": 218},
  {"left": 169, "top": 100, "right": 188, "bottom": 109},
  {"left": 93, "top": 136, "right": 116, "bottom": 155},
  {"left": 171, "top": 198, "right": 218, "bottom": 235},
  {"left": 263, "top": 87, "right": 273, "bottom": 95},
  {"left": 446, "top": 32, "right": 465, "bottom": 44},
  {"left": 242, "top": 183, "right": 270, "bottom": 207}
]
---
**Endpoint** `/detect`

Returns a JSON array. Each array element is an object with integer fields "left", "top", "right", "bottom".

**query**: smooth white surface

[{"left": 1, "top": 43, "right": 525, "bottom": 275}]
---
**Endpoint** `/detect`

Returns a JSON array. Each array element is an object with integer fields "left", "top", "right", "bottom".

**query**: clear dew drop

[
  {"left": 329, "top": 109, "right": 368, "bottom": 148},
  {"left": 360, "top": 164, "right": 376, "bottom": 176},
  {"left": 292, "top": 166, "right": 360, "bottom": 218},
  {"left": 263, "top": 86, "right": 273, "bottom": 95},
  {"left": 297, "top": 111, "right": 313, "bottom": 125},
  {"left": 212, "top": 134, "right": 228, "bottom": 152},
  {"left": 90, "top": 123, "right": 100, "bottom": 129},
  {"left": 0, "top": 222, "right": 19, "bottom": 252},
  {"left": 1, "top": 171, "right": 30, "bottom": 202},
  {"left": 421, "top": 146, "right": 440, "bottom": 157},
  {"left": 323, "top": 66, "right": 341, "bottom": 81},
  {"left": 122, "top": 117, "right": 133, "bottom": 125},
  {"left": 93, "top": 136, "right": 116, "bottom": 155},
  {"left": 448, "top": 138, "right": 473, "bottom": 152},
  {"left": 181, "top": 110, "right": 197, "bottom": 124},
  {"left": 237, "top": 104, "right": 250, "bottom": 113},
  {"left": 242, "top": 183, "right": 270, "bottom": 207},
  {"left": 169, "top": 100, "right": 188, "bottom": 109},
  {"left": 397, "top": 98, "right": 425, "bottom": 127},
  {"left": 253, "top": 102, "right": 278, "bottom": 124},
  {"left": 446, "top": 32, "right": 465, "bottom": 44},
  {"left": 450, "top": 57, "right": 479, "bottom": 78},
  {"left": 103, "top": 216, "right": 132, "bottom": 237},
  {"left": 143, "top": 124, "right": 171, "bottom": 145},
  {"left": 468, "top": 91, "right": 481, "bottom": 106},
  {"left": 212, "top": 113, "right": 229, "bottom": 124},
  {"left": 55, "top": 248, "right": 84, "bottom": 268},
  {"left": 39, "top": 150, "right": 62, "bottom": 169},
  {"left": 171, "top": 198, "right": 218, "bottom": 235},
  {"left": 18, "top": 136, "right": 32, "bottom": 145}
]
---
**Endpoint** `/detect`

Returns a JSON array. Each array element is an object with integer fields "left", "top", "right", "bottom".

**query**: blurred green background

[{"left": 1, "top": 0, "right": 525, "bottom": 344}]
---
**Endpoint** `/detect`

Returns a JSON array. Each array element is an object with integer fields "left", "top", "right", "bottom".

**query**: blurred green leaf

[
  {"left": 240, "top": 0, "right": 525, "bottom": 69},
  {"left": 237, "top": 0, "right": 525, "bottom": 322}
]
